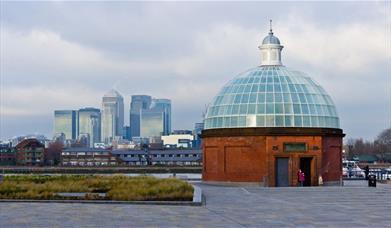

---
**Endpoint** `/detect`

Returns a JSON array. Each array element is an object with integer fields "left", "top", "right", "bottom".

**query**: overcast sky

[{"left": 0, "top": 1, "right": 390, "bottom": 141}]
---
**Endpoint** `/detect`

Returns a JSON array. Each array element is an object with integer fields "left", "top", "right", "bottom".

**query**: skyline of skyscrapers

[
  {"left": 52, "top": 91, "right": 176, "bottom": 145},
  {"left": 101, "top": 89, "right": 124, "bottom": 143}
]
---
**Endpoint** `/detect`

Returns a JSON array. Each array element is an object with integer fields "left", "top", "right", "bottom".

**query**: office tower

[
  {"left": 78, "top": 107, "right": 101, "bottom": 147},
  {"left": 150, "top": 99, "right": 171, "bottom": 135},
  {"left": 140, "top": 109, "right": 164, "bottom": 138},
  {"left": 101, "top": 89, "right": 124, "bottom": 143},
  {"left": 129, "top": 95, "right": 152, "bottom": 138},
  {"left": 54, "top": 110, "right": 77, "bottom": 140},
  {"left": 193, "top": 122, "right": 204, "bottom": 148}
]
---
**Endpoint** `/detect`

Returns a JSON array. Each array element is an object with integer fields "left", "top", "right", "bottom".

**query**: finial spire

[{"left": 269, "top": 19, "right": 273, "bottom": 34}]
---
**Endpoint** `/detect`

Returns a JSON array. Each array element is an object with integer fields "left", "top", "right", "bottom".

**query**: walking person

[{"left": 299, "top": 170, "right": 305, "bottom": 187}]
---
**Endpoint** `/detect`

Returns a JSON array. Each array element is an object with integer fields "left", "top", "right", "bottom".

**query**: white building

[{"left": 161, "top": 134, "right": 194, "bottom": 148}]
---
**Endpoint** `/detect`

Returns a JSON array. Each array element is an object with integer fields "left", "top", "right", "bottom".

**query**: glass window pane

[
  {"left": 232, "top": 105, "right": 239, "bottom": 114},
  {"left": 284, "top": 104, "right": 293, "bottom": 114},
  {"left": 249, "top": 94, "right": 257, "bottom": 103},
  {"left": 239, "top": 104, "right": 248, "bottom": 114},
  {"left": 275, "top": 103, "right": 283, "bottom": 113},
  {"left": 301, "top": 104, "right": 309, "bottom": 114},
  {"left": 285, "top": 116, "right": 293, "bottom": 126},
  {"left": 276, "top": 116, "right": 284, "bottom": 126},
  {"left": 257, "top": 93, "right": 265, "bottom": 103},
  {"left": 275, "top": 93, "right": 282, "bottom": 102},
  {"left": 266, "top": 93, "right": 274, "bottom": 102},
  {"left": 257, "top": 103, "right": 265, "bottom": 114},
  {"left": 266, "top": 116, "right": 274, "bottom": 126},
  {"left": 294, "top": 116, "right": 302, "bottom": 126},
  {"left": 248, "top": 104, "right": 256, "bottom": 114},
  {"left": 293, "top": 104, "right": 301, "bottom": 114},
  {"left": 266, "top": 103, "right": 274, "bottom": 113}
]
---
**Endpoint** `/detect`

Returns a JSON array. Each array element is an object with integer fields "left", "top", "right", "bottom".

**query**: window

[{"left": 283, "top": 143, "right": 307, "bottom": 152}]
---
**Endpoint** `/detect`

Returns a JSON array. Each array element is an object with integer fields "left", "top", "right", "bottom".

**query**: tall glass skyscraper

[
  {"left": 101, "top": 89, "right": 124, "bottom": 143},
  {"left": 150, "top": 99, "right": 171, "bottom": 135},
  {"left": 78, "top": 107, "right": 101, "bottom": 147},
  {"left": 130, "top": 95, "right": 171, "bottom": 139},
  {"left": 54, "top": 110, "right": 77, "bottom": 140},
  {"left": 129, "top": 95, "right": 152, "bottom": 138}
]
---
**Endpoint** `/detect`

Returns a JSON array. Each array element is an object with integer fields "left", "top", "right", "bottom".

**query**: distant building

[
  {"left": 101, "top": 89, "right": 124, "bottom": 144},
  {"left": 78, "top": 107, "right": 101, "bottom": 147},
  {"left": 54, "top": 110, "right": 77, "bottom": 140},
  {"left": 0, "top": 142, "right": 15, "bottom": 165},
  {"left": 161, "top": 133, "right": 194, "bottom": 148},
  {"left": 193, "top": 123, "right": 204, "bottom": 149},
  {"left": 129, "top": 95, "right": 152, "bottom": 138},
  {"left": 61, "top": 148, "right": 118, "bottom": 166},
  {"left": 15, "top": 139, "right": 45, "bottom": 166},
  {"left": 111, "top": 149, "right": 202, "bottom": 166},
  {"left": 130, "top": 95, "right": 171, "bottom": 139}
]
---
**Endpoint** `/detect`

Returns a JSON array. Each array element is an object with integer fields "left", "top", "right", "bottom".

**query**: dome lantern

[{"left": 258, "top": 20, "right": 284, "bottom": 66}]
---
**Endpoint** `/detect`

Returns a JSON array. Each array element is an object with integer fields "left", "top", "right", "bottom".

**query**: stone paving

[{"left": 0, "top": 181, "right": 390, "bottom": 227}]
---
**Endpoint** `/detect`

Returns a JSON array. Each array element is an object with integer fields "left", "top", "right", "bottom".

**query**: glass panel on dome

[
  {"left": 266, "top": 93, "right": 274, "bottom": 102},
  {"left": 284, "top": 104, "right": 293, "bottom": 114},
  {"left": 309, "top": 104, "right": 316, "bottom": 115},
  {"left": 266, "top": 103, "right": 274, "bottom": 114},
  {"left": 249, "top": 94, "right": 257, "bottom": 103},
  {"left": 293, "top": 104, "right": 301, "bottom": 114},
  {"left": 256, "top": 115, "right": 265, "bottom": 126},
  {"left": 301, "top": 104, "right": 309, "bottom": 114},
  {"left": 258, "top": 93, "right": 265, "bottom": 103},
  {"left": 275, "top": 104, "right": 283, "bottom": 114},
  {"left": 238, "top": 116, "right": 246, "bottom": 127},
  {"left": 232, "top": 105, "right": 239, "bottom": 114},
  {"left": 291, "top": 93, "right": 299, "bottom": 103},
  {"left": 266, "top": 116, "right": 274, "bottom": 127},
  {"left": 248, "top": 104, "right": 256, "bottom": 113},
  {"left": 298, "top": 93, "right": 306, "bottom": 103},
  {"left": 295, "top": 84, "right": 303, "bottom": 93},
  {"left": 303, "top": 116, "right": 310, "bottom": 126},
  {"left": 223, "top": 117, "right": 230, "bottom": 127},
  {"left": 288, "top": 84, "right": 296, "bottom": 93},
  {"left": 274, "top": 84, "right": 282, "bottom": 92},
  {"left": 251, "top": 85, "right": 258, "bottom": 92},
  {"left": 259, "top": 84, "right": 266, "bottom": 92},
  {"left": 266, "top": 84, "right": 273, "bottom": 92},
  {"left": 283, "top": 93, "right": 291, "bottom": 102},
  {"left": 318, "top": 117, "right": 325, "bottom": 126},
  {"left": 257, "top": 103, "right": 265, "bottom": 114},
  {"left": 239, "top": 104, "right": 248, "bottom": 114},
  {"left": 311, "top": 117, "right": 318, "bottom": 126},
  {"left": 285, "top": 116, "right": 293, "bottom": 126},
  {"left": 276, "top": 116, "right": 284, "bottom": 126},
  {"left": 226, "top": 105, "right": 233, "bottom": 115},
  {"left": 234, "top": 94, "right": 242, "bottom": 104},
  {"left": 281, "top": 84, "right": 289, "bottom": 92},
  {"left": 238, "top": 85, "right": 245, "bottom": 93},
  {"left": 246, "top": 115, "right": 256, "bottom": 127},
  {"left": 231, "top": 116, "right": 238, "bottom": 126},
  {"left": 245, "top": 85, "right": 252, "bottom": 93},
  {"left": 294, "top": 116, "right": 302, "bottom": 126},
  {"left": 275, "top": 93, "right": 282, "bottom": 102},
  {"left": 241, "top": 94, "right": 249, "bottom": 103}
]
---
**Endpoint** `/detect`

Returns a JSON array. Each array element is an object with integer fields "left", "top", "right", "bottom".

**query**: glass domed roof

[{"left": 204, "top": 66, "right": 340, "bottom": 129}]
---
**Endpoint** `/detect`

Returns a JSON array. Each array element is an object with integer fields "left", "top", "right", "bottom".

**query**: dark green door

[{"left": 276, "top": 158, "right": 289, "bottom": 187}]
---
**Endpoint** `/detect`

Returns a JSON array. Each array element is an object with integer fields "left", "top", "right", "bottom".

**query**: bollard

[{"left": 368, "top": 174, "right": 376, "bottom": 187}]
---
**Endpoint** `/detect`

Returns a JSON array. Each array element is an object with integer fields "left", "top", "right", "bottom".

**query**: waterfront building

[
  {"left": 54, "top": 110, "right": 77, "bottom": 140},
  {"left": 15, "top": 138, "right": 45, "bottom": 166},
  {"left": 111, "top": 149, "right": 202, "bottom": 166},
  {"left": 61, "top": 147, "right": 118, "bottom": 166},
  {"left": 101, "top": 89, "right": 124, "bottom": 144},
  {"left": 78, "top": 107, "right": 101, "bottom": 147},
  {"left": 202, "top": 24, "right": 344, "bottom": 186}
]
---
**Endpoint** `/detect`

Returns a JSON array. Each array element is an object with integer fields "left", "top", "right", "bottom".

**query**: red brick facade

[{"left": 202, "top": 128, "right": 344, "bottom": 186}]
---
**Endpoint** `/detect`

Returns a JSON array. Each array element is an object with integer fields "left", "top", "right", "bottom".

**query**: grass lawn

[{"left": 0, "top": 175, "right": 193, "bottom": 201}]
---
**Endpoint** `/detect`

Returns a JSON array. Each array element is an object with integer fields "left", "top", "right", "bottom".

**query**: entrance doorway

[
  {"left": 275, "top": 158, "right": 289, "bottom": 187},
  {"left": 300, "top": 157, "right": 312, "bottom": 186}
]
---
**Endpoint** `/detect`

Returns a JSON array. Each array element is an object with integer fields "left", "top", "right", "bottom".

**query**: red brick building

[
  {"left": 202, "top": 27, "right": 344, "bottom": 186},
  {"left": 15, "top": 139, "right": 45, "bottom": 166}
]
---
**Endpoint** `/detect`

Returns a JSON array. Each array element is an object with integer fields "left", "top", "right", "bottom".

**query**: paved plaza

[{"left": 1, "top": 181, "right": 390, "bottom": 227}]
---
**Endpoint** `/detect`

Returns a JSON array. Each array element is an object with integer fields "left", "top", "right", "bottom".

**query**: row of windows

[
  {"left": 212, "top": 93, "right": 334, "bottom": 107},
  {"left": 62, "top": 152, "right": 109, "bottom": 156},
  {"left": 219, "top": 81, "right": 324, "bottom": 95},
  {"left": 208, "top": 103, "right": 337, "bottom": 117},
  {"left": 204, "top": 115, "right": 339, "bottom": 129},
  {"left": 121, "top": 154, "right": 200, "bottom": 158}
]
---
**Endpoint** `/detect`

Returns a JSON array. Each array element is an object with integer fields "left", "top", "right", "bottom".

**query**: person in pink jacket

[{"left": 299, "top": 170, "right": 305, "bottom": 187}]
